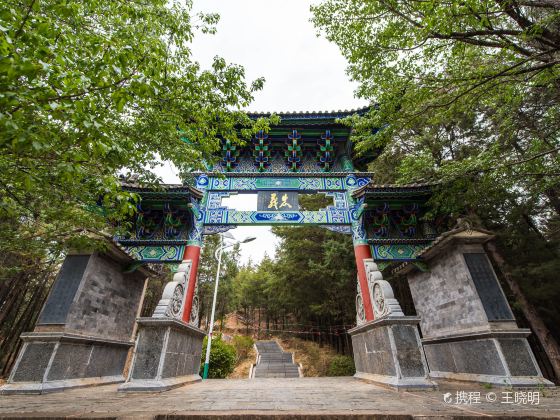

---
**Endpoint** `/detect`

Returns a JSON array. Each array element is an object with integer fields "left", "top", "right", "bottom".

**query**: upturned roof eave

[
  {"left": 120, "top": 182, "right": 203, "bottom": 199},
  {"left": 246, "top": 106, "right": 371, "bottom": 121}
]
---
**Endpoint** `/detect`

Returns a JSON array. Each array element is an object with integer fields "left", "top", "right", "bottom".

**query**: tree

[
  {"left": 197, "top": 234, "right": 240, "bottom": 329},
  {"left": 312, "top": 0, "right": 560, "bottom": 380},
  {"left": 312, "top": 0, "right": 559, "bottom": 213},
  {"left": 0, "top": 0, "right": 263, "bottom": 374},
  {"left": 271, "top": 225, "right": 356, "bottom": 328},
  {"left": 0, "top": 0, "right": 264, "bottom": 258},
  {"left": 230, "top": 222, "right": 357, "bottom": 351}
]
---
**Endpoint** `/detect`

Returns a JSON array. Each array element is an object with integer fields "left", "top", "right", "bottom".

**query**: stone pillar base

[
  {"left": 119, "top": 317, "right": 205, "bottom": 392},
  {"left": 349, "top": 316, "right": 436, "bottom": 390},
  {"left": 422, "top": 330, "right": 555, "bottom": 387},
  {"left": 0, "top": 332, "right": 132, "bottom": 395}
]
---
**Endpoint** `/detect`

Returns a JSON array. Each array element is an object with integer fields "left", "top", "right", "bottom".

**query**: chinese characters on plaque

[{"left": 257, "top": 191, "right": 299, "bottom": 211}]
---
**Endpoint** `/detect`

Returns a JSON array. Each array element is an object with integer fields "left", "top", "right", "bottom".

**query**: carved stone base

[
  {"left": 119, "top": 318, "right": 205, "bottom": 392},
  {"left": 423, "top": 330, "right": 554, "bottom": 387},
  {"left": 0, "top": 332, "right": 132, "bottom": 394},
  {"left": 349, "top": 317, "right": 436, "bottom": 390}
]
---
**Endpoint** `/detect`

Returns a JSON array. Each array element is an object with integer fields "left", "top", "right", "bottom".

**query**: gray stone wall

[
  {"left": 1, "top": 247, "right": 150, "bottom": 394},
  {"left": 352, "top": 324, "right": 396, "bottom": 377},
  {"left": 424, "top": 339, "right": 506, "bottom": 376},
  {"left": 37, "top": 254, "right": 91, "bottom": 325},
  {"left": 407, "top": 244, "right": 489, "bottom": 338},
  {"left": 7, "top": 336, "right": 131, "bottom": 390},
  {"left": 46, "top": 342, "right": 129, "bottom": 381},
  {"left": 10, "top": 343, "right": 56, "bottom": 383},
  {"left": 129, "top": 322, "right": 203, "bottom": 381},
  {"left": 65, "top": 252, "right": 145, "bottom": 342},
  {"left": 121, "top": 318, "right": 205, "bottom": 392},
  {"left": 423, "top": 336, "right": 541, "bottom": 379},
  {"left": 349, "top": 318, "right": 434, "bottom": 389}
]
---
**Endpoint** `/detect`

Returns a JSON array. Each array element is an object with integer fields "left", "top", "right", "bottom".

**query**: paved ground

[
  {"left": 0, "top": 377, "right": 559, "bottom": 419},
  {"left": 253, "top": 341, "right": 300, "bottom": 378}
]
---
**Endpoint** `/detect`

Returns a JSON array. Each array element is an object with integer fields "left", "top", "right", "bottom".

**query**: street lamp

[{"left": 202, "top": 232, "right": 256, "bottom": 379}]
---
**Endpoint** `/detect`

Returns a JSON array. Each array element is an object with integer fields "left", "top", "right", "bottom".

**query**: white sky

[{"left": 158, "top": 0, "right": 367, "bottom": 263}]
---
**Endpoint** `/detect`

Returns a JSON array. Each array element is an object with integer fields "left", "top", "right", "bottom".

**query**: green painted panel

[
  {"left": 124, "top": 245, "right": 185, "bottom": 262},
  {"left": 255, "top": 178, "right": 301, "bottom": 189},
  {"left": 204, "top": 209, "right": 351, "bottom": 225},
  {"left": 371, "top": 244, "right": 427, "bottom": 260}
]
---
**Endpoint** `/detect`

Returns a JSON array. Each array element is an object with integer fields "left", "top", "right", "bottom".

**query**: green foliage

[
  {"left": 0, "top": 0, "right": 264, "bottom": 262},
  {"left": 312, "top": 1, "right": 560, "bottom": 210},
  {"left": 312, "top": 0, "right": 560, "bottom": 347},
  {"left": 326, "top": 355, "right": 355, "bottom": 377},
  {"left": 197, "top": 235, "right": 241, "bottom": 327},
  {"left": 232, "top": 221, "right": 357, "bottom": 332},
  {"left": 200, "top": 334, "right": 236, "bottom": 379},
  {"left": 232, "top": 335, "right": 254, "bottom": 361},
  {"left": 0, "top": 0, "right": 263, "bottom": 376}
]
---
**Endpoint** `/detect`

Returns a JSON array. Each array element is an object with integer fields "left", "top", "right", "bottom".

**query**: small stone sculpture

[
  {"left": 152, "top": 261, "right": 198, "bottom": 323},
  {"left": 356, "top": 278, "right": 366, "bottom": 326},
  {"left": 356, "top": 259, "right": 404, "bottom": 323}
]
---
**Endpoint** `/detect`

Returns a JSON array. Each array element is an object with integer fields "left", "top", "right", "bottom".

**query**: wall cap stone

[
  {"left": 421, "top": 328, "right": 532, "bottom": 344},
  {"left": 1, "top": 375, "right": 125, "bottom": 395},
  {"left": 19, "top": 331, "right": 134, "bottom": 347},
  {"left": 348, "top": 316, "right": 421, "bottom": 335},
  {"left": 392, "top": 227, "right": 495, "bottom": 276},
  {"left": 136, "top": 317, "right": 205, "bottom": 337}
]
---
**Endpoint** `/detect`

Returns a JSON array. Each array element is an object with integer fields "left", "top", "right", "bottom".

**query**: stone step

[
  {"left": 253, "top": 368, "right": 299, "bottom": 373},
  {"left": 255, "top": 363, "right": 299, "bottom": 369},
  {"left": 254, "top": 341, "right": 282, "bottom": 353},
  {"left": 252, "top": 340, "right": 301, "bottom": 379},
  {"left": 259, "top": 355, "right": 293, "bottom": 362},
  {"left": 253, "top": 373, "right": 300, "bottom": 378},
  {"left": 255, "top": 364, "right": 299, "bottom": 369}
]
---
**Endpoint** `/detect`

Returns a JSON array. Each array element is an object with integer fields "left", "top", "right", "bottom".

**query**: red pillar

[
  {"left": 354, "top": 244, "right": 375, "bottom": 321},
  {"left": 181, "top": 245, "right": 201, "bottom": 323}
]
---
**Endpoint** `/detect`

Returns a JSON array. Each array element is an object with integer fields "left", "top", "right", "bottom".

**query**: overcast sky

[{"left": 158, "top": 0, "right": 367, "bottom": 264}]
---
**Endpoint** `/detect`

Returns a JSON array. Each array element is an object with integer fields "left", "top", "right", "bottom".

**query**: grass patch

[{"left": 278, "top": 337, "right": 344, "bottom": 377}]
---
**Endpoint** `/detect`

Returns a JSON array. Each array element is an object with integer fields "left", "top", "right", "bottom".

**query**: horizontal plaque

[{"left": 257, "top": 191, "right": 299, "bottom": 211}]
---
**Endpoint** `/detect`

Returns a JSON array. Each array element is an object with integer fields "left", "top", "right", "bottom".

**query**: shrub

[
  {"left": 200, "top": 334, "right": 236, "bottom": 379},
  {"left": 232, "top": 335, "right": 254, "bottom": 361},
  {"left": 326, "top": 355, "right": 355, "bottom": 377}
]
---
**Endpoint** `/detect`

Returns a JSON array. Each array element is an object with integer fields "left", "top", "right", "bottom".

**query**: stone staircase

[{"left": 251, "top": 341, "right": 301, "bottom": 378}]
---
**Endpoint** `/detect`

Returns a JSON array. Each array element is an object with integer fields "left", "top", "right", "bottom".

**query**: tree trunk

[
  {"left": 0, "top": 273, "right": 28, "bottom": 327},
  {"left": 257, "top": 308, "right": 261, "bottom": 340},
  {"left": 486, "top": 242, "right": 560, "bottom": 382},
  {"left": 544, "top": 187, "right": 560, "bottom": 217}
]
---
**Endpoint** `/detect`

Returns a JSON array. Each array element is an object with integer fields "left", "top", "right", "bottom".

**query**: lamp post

[{"left": 202, "top": 232, "right": 255, "bottom": 380}]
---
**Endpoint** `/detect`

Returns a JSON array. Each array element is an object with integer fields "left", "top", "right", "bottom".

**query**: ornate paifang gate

[
  {"left": 116, "top": 108, "right": 437, "bottom": 326},
  {"left": 4, "top": 109, "right": 549, "bottom": 395}
]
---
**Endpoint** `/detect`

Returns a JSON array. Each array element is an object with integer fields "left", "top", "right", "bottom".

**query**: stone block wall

[
  {"left": 64, "top": 252, "right": 145, "bottom": 341},
  {"left": 408, "top": 243, "right": 496, "bottom": 338},
  {"left": 349, "top": 317, "right": 434, "bottom": 390},
  {"left": 1, "top": 245, "right": 151, "bottom": 394},
  {"left": 403, "top": 233, "right": 552, "bottom": 386},
  {"left": 120, "top": 318, "right": 205, "bottom": 392}
]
